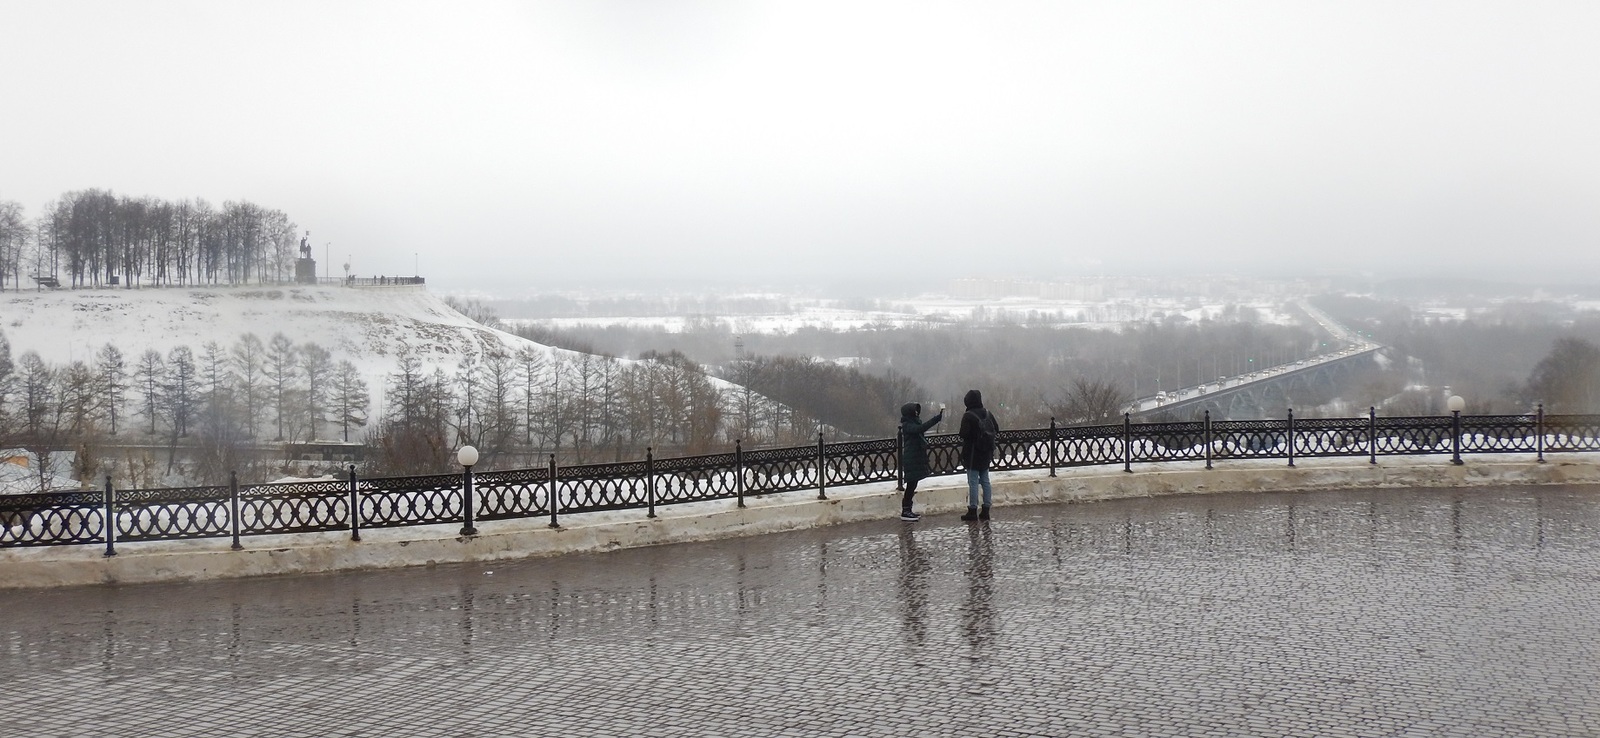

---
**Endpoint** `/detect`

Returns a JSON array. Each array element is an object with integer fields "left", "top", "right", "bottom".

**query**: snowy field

[
  {"left": 0, "top": 284, "right": 762, "bottom": 455},
  {"left": 1, "top": 285, "right": 551, "bottom": 393},
  {"left": 505, "top": 295, "right": 1299, "bottom": 334}
]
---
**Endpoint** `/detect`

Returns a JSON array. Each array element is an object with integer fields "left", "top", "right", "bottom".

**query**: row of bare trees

[
  {"left": 521, "top": 314, "right": 1326, "bottom": 428},
  {"left": 0, "top": 325, "right": 795, "bottom": 486},
  {"left": 0, "top": 190, "right": 300, "bottom": 290},
  {"left": 719, "top": 354, "right": 923, "bottom": 438},
  {"left": 0, "top": 329, "right": 370, "bottom": 488},
  {"left": 1314, "top": 295, "right": 1600, "bottom": 415},
  {"left": 369, "top": 346, "right": 759, "bottom": 475}
]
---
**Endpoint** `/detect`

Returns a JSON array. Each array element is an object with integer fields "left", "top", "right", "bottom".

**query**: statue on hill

[{"left": 296, "top": 231, "right": 317, "bottom": 284}]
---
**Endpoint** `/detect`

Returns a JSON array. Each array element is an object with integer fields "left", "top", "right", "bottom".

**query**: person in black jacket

[
  {"left": 897, "top": 402, "right": 944, "bottom": 521},
  {"left": 959, "top": 389, "right": 999, "bottom": 521}
]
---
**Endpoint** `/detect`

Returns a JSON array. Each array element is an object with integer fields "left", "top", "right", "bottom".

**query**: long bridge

[{"left": 1127, "top": 301, "right": 1383, "bottom": 421}]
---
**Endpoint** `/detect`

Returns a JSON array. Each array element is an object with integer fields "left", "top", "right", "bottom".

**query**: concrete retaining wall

[{"left": 4, "top": 455, "right": 1597, "bottom": 590}]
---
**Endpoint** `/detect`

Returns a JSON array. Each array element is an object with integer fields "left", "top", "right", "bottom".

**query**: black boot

[
  {"left": 979, "top": 505, "right": 991, "bottom": 521},
  {"left": 961, "top": 506, "right": 979, "bottom": 521}
]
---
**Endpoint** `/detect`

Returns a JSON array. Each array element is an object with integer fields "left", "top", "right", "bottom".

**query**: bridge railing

[{"left": 3, "top": 409, "right": 1597, "bottom": 552}]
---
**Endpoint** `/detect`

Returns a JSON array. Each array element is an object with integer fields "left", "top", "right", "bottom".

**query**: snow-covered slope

[{"left": 1, "top": 284, "right": 561, "bottom": 395}]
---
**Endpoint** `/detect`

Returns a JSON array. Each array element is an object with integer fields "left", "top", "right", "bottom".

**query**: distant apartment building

[
  {"left": 947, "top": 274, "right": 1323, "bottom": 303},
  {"left": 950, "top": 278, "right": 1113, "bottom": 300},
  {"left": 949, "top": 278, "right": 1035, "bottom": 299}
]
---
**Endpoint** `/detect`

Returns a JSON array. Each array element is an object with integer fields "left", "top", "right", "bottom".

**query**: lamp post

[
  {"left": 1447, "top": 395, "right": 1465, "bottom": 465},
  {"left": 458, "top": 445, "right": 479, "bottom": 535}
]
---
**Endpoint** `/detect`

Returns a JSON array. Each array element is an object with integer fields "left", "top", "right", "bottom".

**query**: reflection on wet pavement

[{"left": 6, "top": 486, "right": 1600, "bottom": 737}]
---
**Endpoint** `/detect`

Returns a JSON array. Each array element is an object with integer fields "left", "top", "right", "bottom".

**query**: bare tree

[
  {"left": 15, "top": 351, "right": 54, "bottom": 439},
  {"left": 95, "top": 343, "right": 126, "bottom": 435},
  {"left": 164, "top": 346, "right": 197, "bottom": 439},
  {"left": 135, "top": 349, "right": 165, "bottom": 434},
  {"left": 0, "top": 200, "right": 27, "bottom": 290},
  {"left": 0, "top": 330, "right": 14, "bottom": 442},
  {"left": 298, "top": 342, "right": 333, "bottom": 441},
  {"left": 194, "top": 341, "right": 244, "bottom": 484},
  {"left": 1526, "top": 337, "right": 1600, "bottom": 414},
  {"left": 516, "top": 346, "right": 546, "bottom": 447},
  {"left": 57, "top": 361, "right": 96, "bottom": 437},
  {"left": 535, "top": 354, "right": 572, "bottom": 455},
  {"left": 475, "top": 347, "right": 521, "bottom": 467},
  {"left": 159, "top": 345, "right": 200, "bottom": 475},
  {"left": 453, "top": 350, "right": 481, "bottom": 448},
  {"left": 230, "top": 333, "right": 266, "bottom": 439},
  {"left": 331, "top": 360, "right": 370, "bottom": 443},
  {"left": 443, "top": 296, "right": 503, "bottom": 329},
  {"left": 369, "top": 349, "right": 454, "bottom": 475},
  {"left": 568, "top": 352, "right": 606, "bottom": 462},
  {"left": 27, "top": 362, "right": 70, "bottom": 493},
  {"left": 265, "top": 333, "right": 297, "bottom": 440},
  {"left": 726, "top": 357, "right": 769, "bottom": 445},
  {"left": 1048, "top": 377, "right": 1131, "bottom": 426}
]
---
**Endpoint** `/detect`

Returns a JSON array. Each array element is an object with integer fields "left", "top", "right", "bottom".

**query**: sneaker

[{"left": 899, "top": 510, "right": 921, "bottom": 521}]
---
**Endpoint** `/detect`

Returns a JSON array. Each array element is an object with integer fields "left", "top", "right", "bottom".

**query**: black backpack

[{"left": 966, "top": 409, "right": 998, "bottom": 464}]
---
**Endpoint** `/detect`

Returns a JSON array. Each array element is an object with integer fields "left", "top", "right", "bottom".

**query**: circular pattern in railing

[{"left": 5, "top": 413, "right": 1597, "bottom": 549}]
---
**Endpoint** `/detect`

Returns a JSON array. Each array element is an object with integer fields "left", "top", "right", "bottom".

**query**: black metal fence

[{"left": 4, "top": 409, "right": 1598, "bottom": 553}]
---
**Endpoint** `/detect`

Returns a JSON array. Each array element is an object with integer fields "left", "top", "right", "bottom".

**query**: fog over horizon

[{"left": 3, "top": 1, "right": 1598, "bottom": 294}]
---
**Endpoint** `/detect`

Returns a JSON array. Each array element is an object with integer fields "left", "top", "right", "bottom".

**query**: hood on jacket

[
  {"left": 963, "top": 389, "right": 983, "bottom": 409},
  {"left": 900, "top": 402, "right": 922, "bottom": 421}
]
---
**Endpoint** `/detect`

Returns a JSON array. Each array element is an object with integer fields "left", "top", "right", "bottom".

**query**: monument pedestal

[{"left": 296, "top": 258, "right": 317, "bottom": 284}]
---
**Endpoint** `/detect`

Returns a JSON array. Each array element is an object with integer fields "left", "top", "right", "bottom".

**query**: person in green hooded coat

[{"left": 898, "top": 401, "right": 944, "bottom": 521}]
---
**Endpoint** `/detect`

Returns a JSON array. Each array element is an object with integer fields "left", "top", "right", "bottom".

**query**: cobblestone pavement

[{"left": 6, "top": 485, "right": 1600, "bottom": 737}]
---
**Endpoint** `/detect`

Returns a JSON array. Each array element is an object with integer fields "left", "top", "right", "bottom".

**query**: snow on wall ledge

[{"left": 2, "top": 455, "right": 1596, "bottom": 590}]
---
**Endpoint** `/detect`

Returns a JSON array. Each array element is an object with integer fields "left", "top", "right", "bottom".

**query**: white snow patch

[
  {"left": 0, "top": 285, "right": 753, "bottom": 403},
  {"left": 0, "top": 449, "right": 78, "bottom": 495}
]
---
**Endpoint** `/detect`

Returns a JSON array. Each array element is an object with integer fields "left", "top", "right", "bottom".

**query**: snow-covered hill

[{"left": 1, "top": 284, "right": 565, "bottom": 399}]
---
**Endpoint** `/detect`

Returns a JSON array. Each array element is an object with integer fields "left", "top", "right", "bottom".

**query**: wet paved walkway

[{"left": 6, "top": 485, "right": 1600, "bottom": 737}]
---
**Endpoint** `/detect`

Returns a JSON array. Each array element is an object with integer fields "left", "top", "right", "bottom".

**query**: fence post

[
  {"left": 1049, "top": 418, "right": 1058, "bottom": 477},
  {"left": 548, "top": 454, "right": 561, "bottom": 529},
  {"left": 459, "top": 463, "right": 477, "bottom": 536},
  {"left": 1204, "top": 410, "right": 1213, "bottom": 470},
  {"left": 230, "top": 471, "right": 243, "bottom": 551},
  {"left": 102, "top": 476, "right": 116, "bottom": 558},
  {"left": 817, "top": 431, "right": 828, "bottom": 500},
  {"left": 646, "top": 447, "right": 657, "bottom": 518},
  {"left": 895, "top": 429, "right": 904, "bottom": 491},
  {"left": 1368, "top": 407, "right": 1377, "bottom": 465},
  {"left": 348, "top": 465, "right": 361, "bottom": 541},
  {"left": 1450, "top": 407, "right": 1463, "bottom": 465},
  {"left": 735, "top": 439, "right": 746, "bottom": 509},
  {"left": 1286, "top": 408, "right": 1296, "bottom": 468},
  {"left": 1536, "top": 404, "right": 1546, "bottom": 463},
  {"left": 1122, "top": 413, "right": 1132, "bottom": 473}
]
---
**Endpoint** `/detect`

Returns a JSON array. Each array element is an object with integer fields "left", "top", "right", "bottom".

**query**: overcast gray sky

[{"left": 3, "top": 1, "right": 1597, "bottom": 292}]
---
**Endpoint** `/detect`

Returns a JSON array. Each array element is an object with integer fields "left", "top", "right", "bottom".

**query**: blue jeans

[{"left": 966, "top": 469, "right": 992, "bottom": 508}]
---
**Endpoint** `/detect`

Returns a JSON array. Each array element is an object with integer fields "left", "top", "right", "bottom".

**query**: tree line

[
  {"left": 509, "top": 318, "right": 921, "bottom": 440},
  {"left": 0, "top": 189, "right": 300, "bottom": 290},
  {"left": 0, "top": 330, "right": 371, "bottom": 489},
  {"left": 367, "top": 345, "right": 739, "bottom": 476},
  {"left": 0, "top": 324, "right": 804, "bottom": 488},
  {"left": 512, "top": 310, "right": 1328, "bottom": 429},
  {"left": 1313, "top": 294, "right": 1600, "bottom": 415}
]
